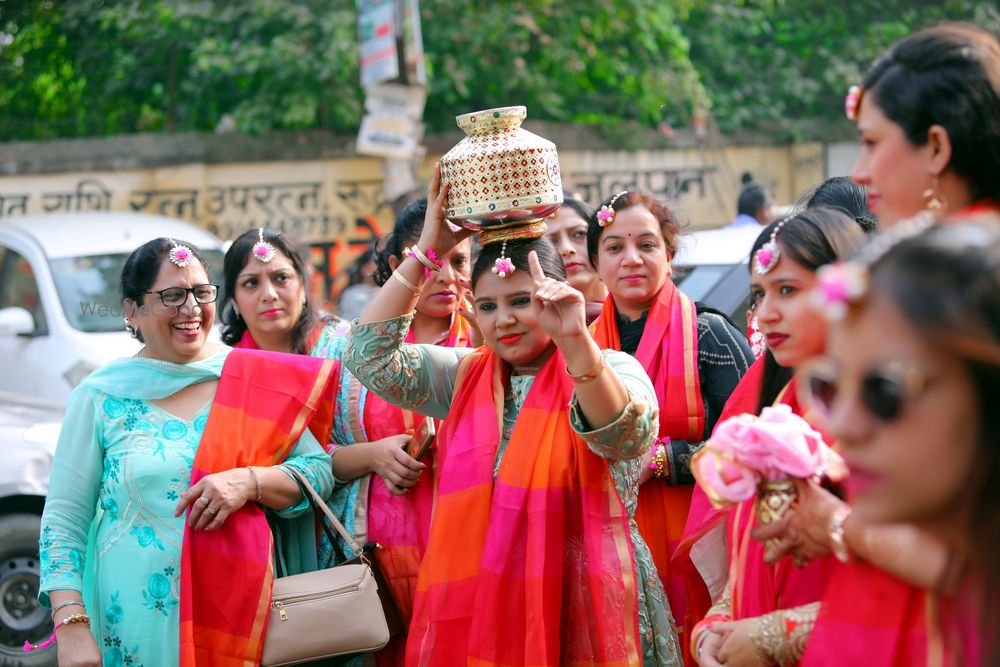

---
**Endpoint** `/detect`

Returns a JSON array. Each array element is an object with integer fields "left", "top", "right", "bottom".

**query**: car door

[{"left": 0, "top": 244, "right": 50, "bottom": 396}]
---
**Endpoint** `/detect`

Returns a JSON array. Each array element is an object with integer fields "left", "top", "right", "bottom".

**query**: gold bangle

[
  {"left": 404, "top": 245, "right": 441, "bottom": 273},
  {"left": 51, "top": 600, "right": 85, "bottom": 619},
  {"left": 650, "top": 441, "right": 670, "bottom": 479},
  {"left": 392, "top": 270, "right": 422, "bottom": 296},
  {"left": 566, "top": 353, "right": 606, "bottom": 383},
  {"left": 247, "top": 466, "right": 263, "bottom": 503}
]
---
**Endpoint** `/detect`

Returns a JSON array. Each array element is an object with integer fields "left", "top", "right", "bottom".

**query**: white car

[
  {"left": 0, "top": 391, "right": 62, "bottom": 667},
  {"left": 672, "top": 225, "right": 762, "bottom": 323},
  {"left": 0, "top": 213, "right": 225, "bottom": 404}
]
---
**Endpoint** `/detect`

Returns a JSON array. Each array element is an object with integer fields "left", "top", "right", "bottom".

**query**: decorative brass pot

[
  {"left": 756, "top": 478, "right": 799, "bottom": 550},
  {"left": 439, "top": 106, "right": 563, "bottom": 231}
]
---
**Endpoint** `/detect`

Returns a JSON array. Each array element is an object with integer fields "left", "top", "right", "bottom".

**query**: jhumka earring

[{"left": 252, "top": 227, "right": 276, "bottom": 263}]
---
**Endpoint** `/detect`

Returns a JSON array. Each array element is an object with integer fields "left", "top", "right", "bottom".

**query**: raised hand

[
  {"left": 416, "top": 162, "right": 474, "bottom": 257},
  {"left": 527, "top": 250, "right": 587, "bottom": 344}
]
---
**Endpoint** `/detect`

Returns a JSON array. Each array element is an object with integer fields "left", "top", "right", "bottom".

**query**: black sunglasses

[
  {"left": 800, "top": 358, "right": 929, "bottom": 422},
  {"left": 144, "top": 284, "right": 219, "bottom": 307}
]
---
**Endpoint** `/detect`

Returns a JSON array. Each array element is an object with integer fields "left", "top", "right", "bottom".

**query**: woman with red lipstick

[
  {"left": 544, "top": 196, "right": 608, "bottom": 323},
  {"left": 344, "top": 166, "right": 682, "bottom": 665},
  {"left": 689, "top": 209, "right": 866, "bottom": 667},
  {"left": 792, "top": 222, "right": 1000, "bottom": 666},
  {"left": 585, "top": 190, "right": 754, "bottom": 657},
  {"left": 848, "top": 24, "right": 1000, "bottom": 229}
]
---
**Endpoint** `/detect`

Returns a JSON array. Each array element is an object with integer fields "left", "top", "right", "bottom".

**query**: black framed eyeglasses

[
  {"left": 799, "top": 358, "right": 929, "bottom": 423},
  {"left": 145, "top": 284, "right": 219, "bottom": 307}
]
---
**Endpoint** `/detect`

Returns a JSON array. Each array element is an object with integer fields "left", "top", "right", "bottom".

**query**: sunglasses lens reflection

[{"left": 861, "top": 374, "right": 904, "bottom": 421}]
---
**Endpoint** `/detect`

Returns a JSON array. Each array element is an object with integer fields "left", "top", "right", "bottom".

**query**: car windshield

[
  {"left": 673, "top": 265, "right": 734, "bottom": 301},
  {"left": 49, "top": 249, "right": 225, "bottom": 333}
]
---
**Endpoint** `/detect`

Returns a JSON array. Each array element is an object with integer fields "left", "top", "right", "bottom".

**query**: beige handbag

[{"left": 261, "top": 468, "right": 400, "bottom": 667}]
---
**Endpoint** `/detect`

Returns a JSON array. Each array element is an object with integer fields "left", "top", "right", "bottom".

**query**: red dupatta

[
  {"left": 590, "top": 279, "right": 705, "bottom": 638},
  {"left": 178, "top": 349, "right": 337, "bottom": 666},
  {"left": 406, "top": 346, "right": 640, "bottom": 666}
]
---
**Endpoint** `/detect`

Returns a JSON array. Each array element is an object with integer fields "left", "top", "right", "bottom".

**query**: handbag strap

[{"left": 284, "top": 467, "right": 365, "bottom": 557}]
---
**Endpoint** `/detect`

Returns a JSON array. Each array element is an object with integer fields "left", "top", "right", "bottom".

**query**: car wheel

[{"left": 0, "top": 514, "right": 56, "bottom": 667}]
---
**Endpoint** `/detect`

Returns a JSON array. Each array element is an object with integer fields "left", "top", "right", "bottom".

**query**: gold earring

[{"left": 922, "top": 178, "right": 945, "bottom": 211}]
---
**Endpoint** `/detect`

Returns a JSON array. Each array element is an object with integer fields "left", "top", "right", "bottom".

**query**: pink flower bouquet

[{"left": 692, "top": 404, "right": 835, "bottom": 509}]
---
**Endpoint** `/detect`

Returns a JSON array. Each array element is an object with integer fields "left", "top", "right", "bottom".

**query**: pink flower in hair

[
  {"left": 812, "top": 262, "right": 868, "bottom": 321},
  {"left": 597, "top": 206, "right": 615, "bottom": 227}
]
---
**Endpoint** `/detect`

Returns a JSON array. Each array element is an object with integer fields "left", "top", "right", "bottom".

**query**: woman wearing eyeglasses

[
  {"left": 37, "top": 238, "right": 336, "bottom": 667},
  {"left": 687, "top": 209, "right": 866, "bottom": 667},
  {"left": 791, "top": 222, "right": 1000, "bottom": 666}
]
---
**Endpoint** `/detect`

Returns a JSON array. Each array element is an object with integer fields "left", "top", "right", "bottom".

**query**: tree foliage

[{"left": 0, "top": 0, "right": 996, "bottom": 143}]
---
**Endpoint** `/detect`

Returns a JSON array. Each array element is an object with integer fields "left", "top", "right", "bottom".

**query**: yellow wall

[{"left": 0, "top": 142, "right": 824, "bottom": 307}]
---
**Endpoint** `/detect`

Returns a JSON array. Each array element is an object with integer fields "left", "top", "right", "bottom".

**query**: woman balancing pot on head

[
  {"left": 38, "top": 238, "right": 336, "bottom": 667},
  {"left": 221, "top": 220, "right": 474, "bottom": 665},
  {"left": 344, "top": 165, "right": 683, "bottom": 666},
  {"left": 585, "top": 190, "right": 755, "bottom": 655}
]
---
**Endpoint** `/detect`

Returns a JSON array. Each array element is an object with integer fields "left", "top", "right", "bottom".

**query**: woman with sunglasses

[
  {"left": 685, "top": 209, "right": 866, "bottom": 667},
  {"left": 37, "top": 238, "right": 336, "bottom": 667},
  {"left": 791, "top": 221, "right": 1000, "bottom": 665},
  {"left": 848, "top": 23, "right": 1000, "bottom": 229}
]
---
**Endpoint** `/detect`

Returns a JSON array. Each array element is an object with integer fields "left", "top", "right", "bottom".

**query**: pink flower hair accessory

[
  {"left": 844, "top": 85, "right": 862, "bottom": 121},
  {"left": 168, "top": 239, "right": 194, "bottom": 268},
  {"left": 492, "top": 240, "right": 515, "bottom": 278},
  {"left": 812, "top": 261, "right": 869, "bottom": 321},
  {"left": 753, "top": 220, "right": 786, "bottom": 275},
  {"left": 251, "top": 227, "right": 276, "bottom": 263},
  {"left": 692, "top": 404, "right": 837, "bottom": 508},
  {"left": 596, "top": 190, "right": 628, "bottom": 227}
]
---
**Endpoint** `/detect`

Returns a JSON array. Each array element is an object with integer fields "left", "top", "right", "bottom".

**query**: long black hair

[
  {"left": 751, "top": 208, "right": 866, "bottom": 411},
  {"left": 120, "top": 237, "right": 211, "bottom": 343},
  {"left": 472, "top": 235, "right": 565, "bottom": 289},
  {"left": 220, "top": 228, "right": 324, "bottom": 354},
  {"left": 374, "top": 198, "right": 426, "bottom": 287}
]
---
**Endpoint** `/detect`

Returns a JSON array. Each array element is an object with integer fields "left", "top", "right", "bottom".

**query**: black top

[{"left": 615, "top": 303, "right": 755, "bottom": 484}]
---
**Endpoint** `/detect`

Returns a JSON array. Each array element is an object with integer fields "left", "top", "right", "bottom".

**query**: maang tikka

[
  {"left": 252, "top": 227, "right": 276, "bottom": 263},
  {"left": 753, "top": 220, "right": 787, "bottom": 275}
]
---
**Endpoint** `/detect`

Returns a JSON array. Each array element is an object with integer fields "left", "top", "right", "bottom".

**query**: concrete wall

[{"left": 0, "top": 134, "right": 828, "bottom": 307}]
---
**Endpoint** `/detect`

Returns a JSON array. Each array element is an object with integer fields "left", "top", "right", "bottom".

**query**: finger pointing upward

[{"left": 527, "top": 250, "right": 546, "bottom": 285}]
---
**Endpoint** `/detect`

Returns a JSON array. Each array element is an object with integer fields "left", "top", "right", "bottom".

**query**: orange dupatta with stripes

[
  {"left": 406, "top": 346, "right": 641, "bottom": 666},
  {"left": 178, "top": 348, "right": 337, "bottom": 666},
  {"left": 590, "top": 280, "right": 705, "bottom": 635}
]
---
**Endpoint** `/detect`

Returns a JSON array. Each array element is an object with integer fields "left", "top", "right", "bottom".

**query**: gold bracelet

[
  {"left": 404, "top": 245, "right": 441, "bottom": 273},
  {"left": 566, "top": 353, "right": 606, "bottom": 383},
  {"left": 51, "top": 600, "right": 85, "bottom": 618},
  {"left": 55, "top": 613, "right": 91, "bottom": 628},
  {"left": 649, "top": 440, "right": 670, "bottom": 479},
  {"left": 392, "top": 270, "right": 422, "bottom": 296},
  {"left": 247, "top": 466, "right": 263, "bottom": 503}
]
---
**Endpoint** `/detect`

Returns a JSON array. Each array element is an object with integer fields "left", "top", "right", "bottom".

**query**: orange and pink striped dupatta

[
  {"left": 406, "top": 346, "right": 641, "bottom": 666},
  {"left": 178, "top": 348, "right": 337, "bottom": 666},
  {"left": 590, "top": 279, "right": 705, "bottom": 646}
]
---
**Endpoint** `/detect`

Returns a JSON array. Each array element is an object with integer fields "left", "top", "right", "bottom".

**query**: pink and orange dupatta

[
  {"left": 178, "top": 349, "right": 337, "bottom": 667},
  {"left": 406, "top": 346, "right": 641, "bottom": 666},
  {"left": 590, "top": 280, "right": 705, "bottom": 643}
]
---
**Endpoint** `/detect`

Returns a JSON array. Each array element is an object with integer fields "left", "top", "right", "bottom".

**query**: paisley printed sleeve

[
  {"left": 275, "top": 428, "right": 335, "bottom": 517},
  {"left": 38, "top": 386, "right": 105, "bottom": 607},
  {"left": 568, "top": 350, "right": 660, "bottom": 461},
  {"left": 344, "top": 314, "right": 471, "bottom": 420}
]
